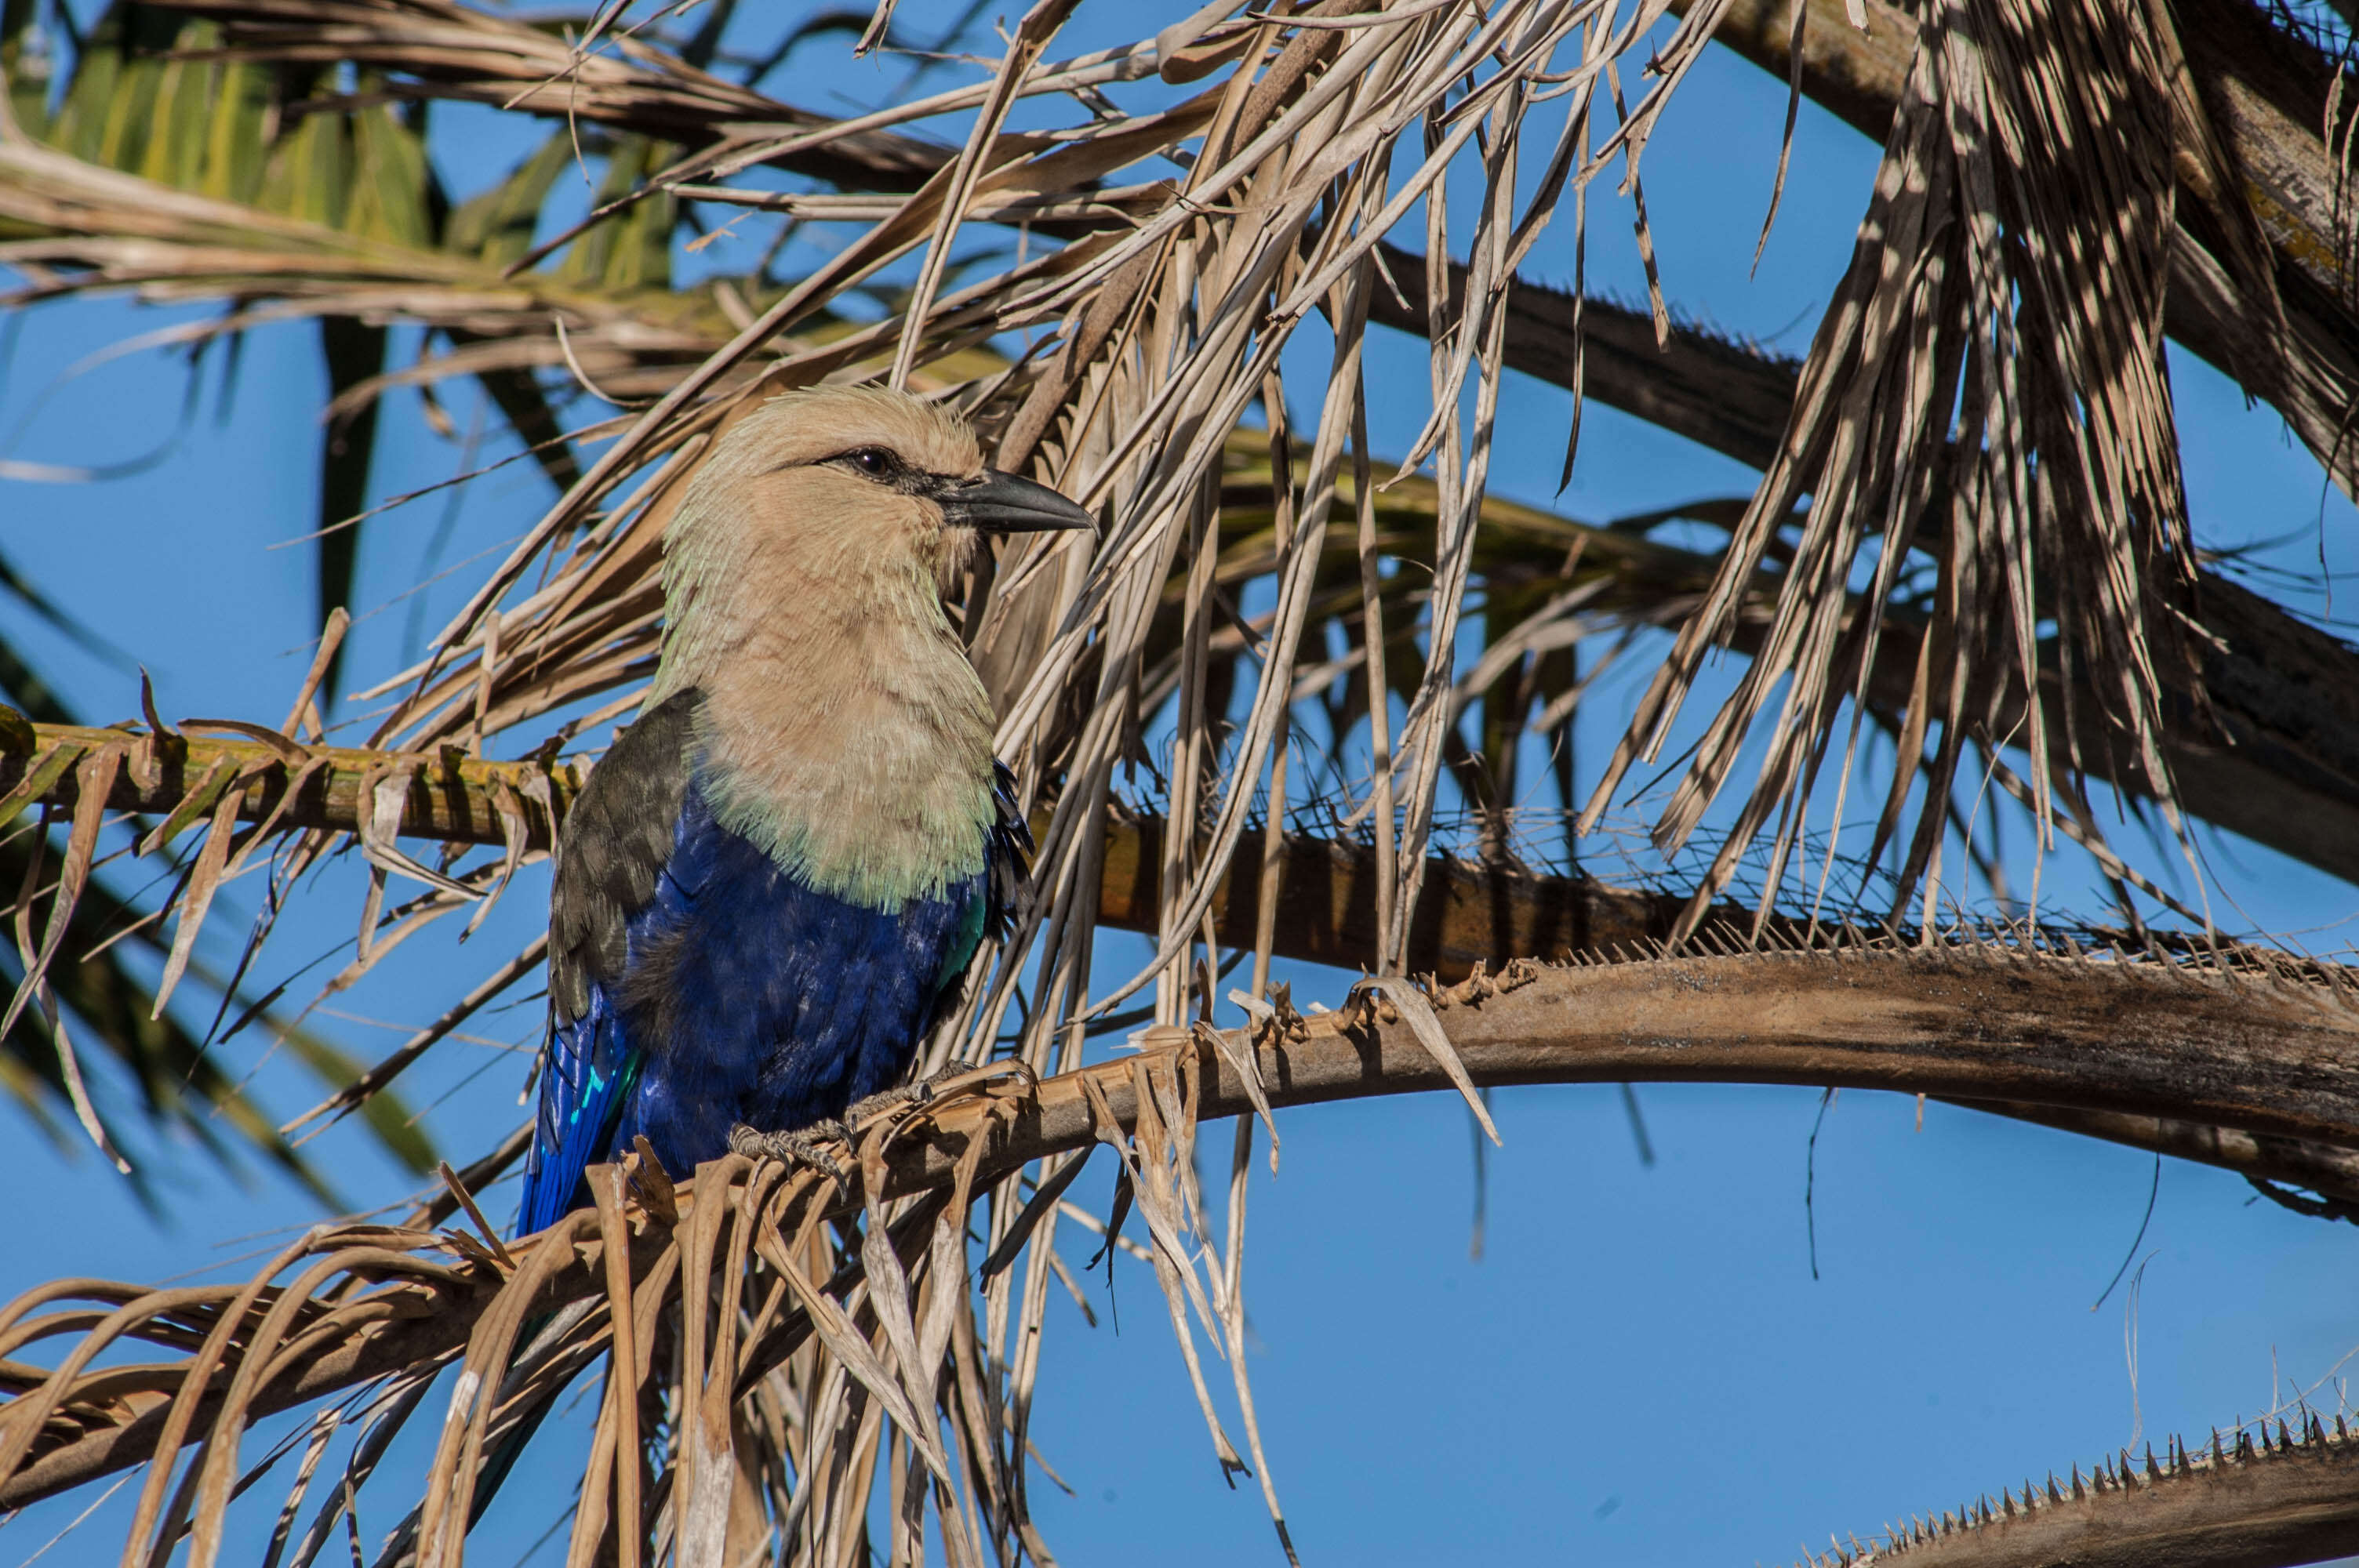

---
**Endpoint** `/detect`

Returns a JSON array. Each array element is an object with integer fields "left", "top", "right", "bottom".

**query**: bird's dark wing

[
  {"left": 983, "top": 758, "right": 1034, "bottom": 946},
  {"left": 518, "top": 688, "right": 703, "bottom": 1232},
  {"left": 548, "top": 689, "right": 706, "bottom": 1027}
]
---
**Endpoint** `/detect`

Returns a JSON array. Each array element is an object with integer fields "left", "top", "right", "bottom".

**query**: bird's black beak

[{"left": 939, "top": 468, "right": 1097, "bottom": 533}]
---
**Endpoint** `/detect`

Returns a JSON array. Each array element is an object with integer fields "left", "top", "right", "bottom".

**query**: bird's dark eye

[{"left": 843, "top": 447, "right": 896, "bottom": 477}]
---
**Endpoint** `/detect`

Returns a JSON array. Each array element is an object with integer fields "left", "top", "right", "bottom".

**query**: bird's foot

[
  {"left": 841, "top": 1077, "right": 938, "bottom": 1128},
  {"left": 728, "top": 1119, "right": 852, "bottom": 1185},
  {"left": 845, "top": 1059, "right": 1040, "bottom": 1131}
]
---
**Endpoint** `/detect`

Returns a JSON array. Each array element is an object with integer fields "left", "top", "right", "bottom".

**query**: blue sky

[{"left": 2, "top": 5, "right": 2358, "bottom": 1565}]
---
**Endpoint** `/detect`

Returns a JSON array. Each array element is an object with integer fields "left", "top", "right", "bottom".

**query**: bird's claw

[
  {"left": 845, "top": 1059, "right": 1038, "bottom": 1130},
  {"left": 729, "top": 1120, "right": 852, "bottom": 1184},
  {"left": 843, "top": 1079, "right": 932, "bottom": 1127},
  {"left": 732, "top": 1063, "right": 1041, "bottom": 1185}
]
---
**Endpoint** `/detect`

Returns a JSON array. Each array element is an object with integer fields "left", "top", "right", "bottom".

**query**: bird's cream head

[
  {"left": 645, "top": 385, "right": 1089, "bottom": 906},
  {"left": 653, "top": 384, "right": 1093, "bottom": 698}
]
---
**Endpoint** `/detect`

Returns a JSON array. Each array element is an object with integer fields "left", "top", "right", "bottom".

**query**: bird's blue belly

[
  {"left": 618, "top": 784, "right": 984, "bottom": 1167},
  {"left": 521, "top": 781, "right": 983, "bottom": 1231}
]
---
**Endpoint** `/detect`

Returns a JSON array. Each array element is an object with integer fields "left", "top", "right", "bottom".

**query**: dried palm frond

[
  {"left": 1582, "top": 0, "right": 2208, "bottom": 940},
  {"left": 1369, "top": 256, "right": 2359, "bottom": 893},
  {"left": 3, "top": 938, "right": 2358, "bottom": 1560},
  {"left": 167, "top": 0, "right": 949, "bottom": 185},
  {"left": 1700, "top": 0, "right": 2359, "bottom": 514},
  {"left": 0, "top": 131, "right": 738, "bottom": 386}
]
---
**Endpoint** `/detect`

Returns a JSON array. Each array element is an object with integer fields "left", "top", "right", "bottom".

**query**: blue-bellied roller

[{"left": 516, "top": 385, "right": 1093, "bottom": 1235}]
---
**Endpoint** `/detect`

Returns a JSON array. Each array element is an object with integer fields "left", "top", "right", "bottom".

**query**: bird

[{"left": 515, "top": 384, "right": 1095, "bottom": 1235}]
